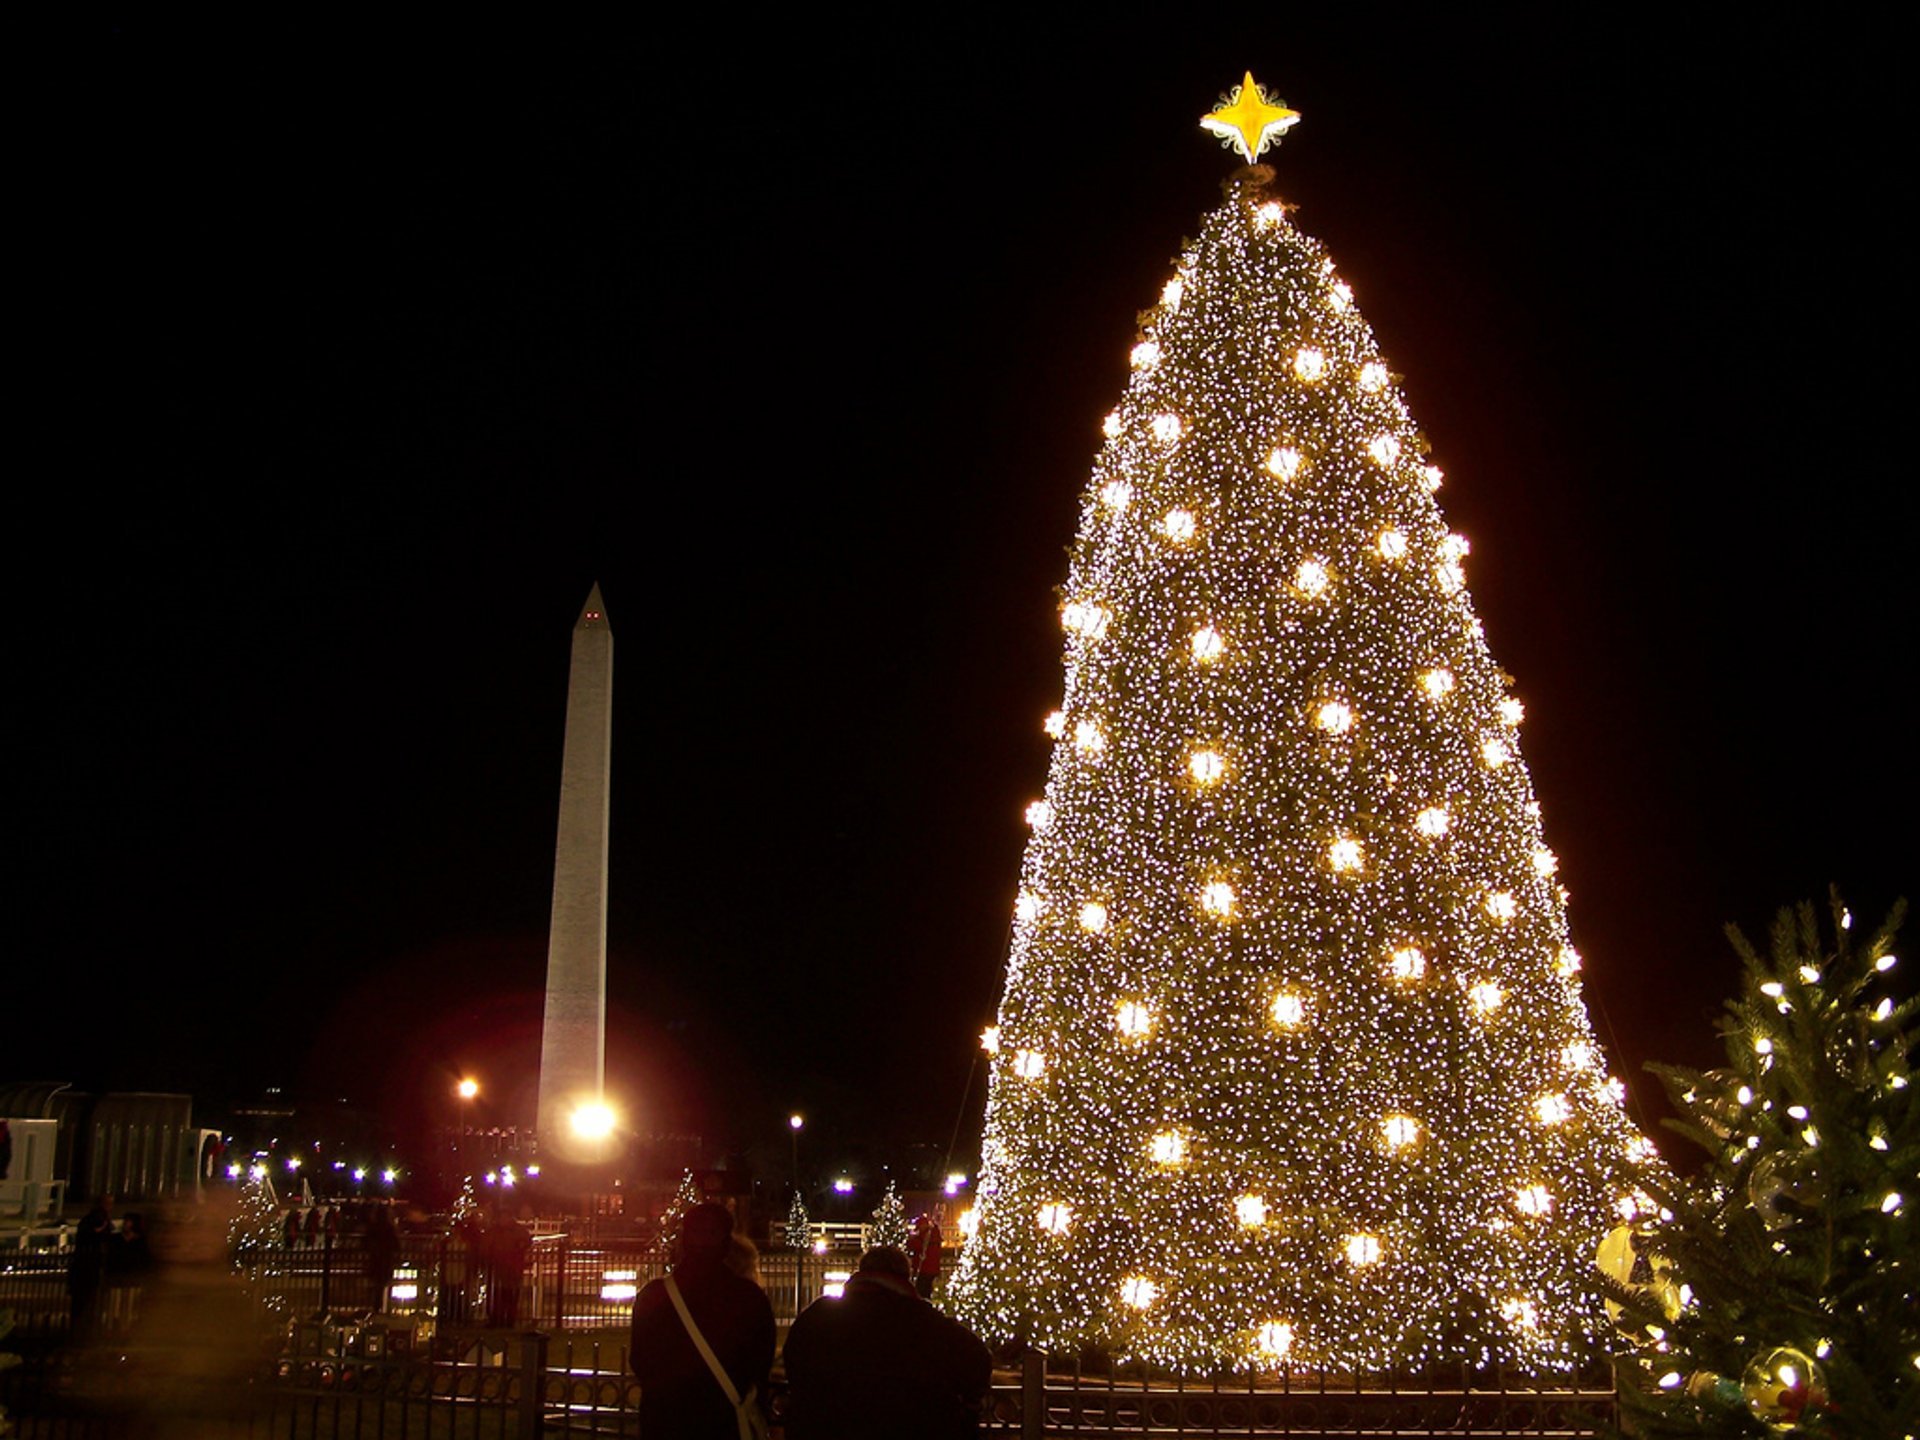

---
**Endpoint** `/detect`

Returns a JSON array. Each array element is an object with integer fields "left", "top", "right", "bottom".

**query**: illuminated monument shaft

[{"left": 537, "top": 585, "right": 612, "bottom": 1144}]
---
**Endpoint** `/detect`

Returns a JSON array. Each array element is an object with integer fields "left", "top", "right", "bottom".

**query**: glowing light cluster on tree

[{"left": 947, "top": 121, "right": 1644, "bottom": 1374}]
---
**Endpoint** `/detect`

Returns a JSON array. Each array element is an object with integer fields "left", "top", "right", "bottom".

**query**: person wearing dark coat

[
  {"left": 630, "top": 1201, "right": 774, "bottom": 1439},
  {"left": 67, "top": 1195, "right": 115, "bottom": 1337},
  {"left": 782, "top": 1244, "right": 993, "bottom": 1440}
]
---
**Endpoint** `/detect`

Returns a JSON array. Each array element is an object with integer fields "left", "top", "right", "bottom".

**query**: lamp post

[{"left": 788, "top": 1114, "right": 804, "bottom": 1196}]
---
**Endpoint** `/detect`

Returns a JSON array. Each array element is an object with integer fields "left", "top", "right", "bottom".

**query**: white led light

[
  {"left": 1414, "top": 806, "right": 1450, "bottom": 838},
  {"left": 1485, "top": 891, "right": 1518, "bottom": 922},
  {"left": 1293, "top": 558, "right": 1330, "bottom": 597},
  {"left": 1150, "top": 1130, "right": 1188, "bottom": 1166},
  {"left": 1389, "top": 946, "right": 1427, "bottom": 981},
  {"left": 1266, "top": 446, "right": 1303, "bottom": 480},
  {"left": 1235, "top": 1193, "right": 1268, "bottom": 1227},
  {"left": 1078, "top": 901, "right": 1108, "bottom": 933},
  {"left": 1200, "top": 880, "right": 1237, "bottom": 918},
  {"left": 1368, "top": 434, "right": 1401, "bottom": 467},
  {"left": 1329, "top": 281, "right": 1352, "bottom": 311},
  {"left": 1382, "top": 1114, "right": 1420, "bottom": 1149},
  {"left": 1345, "top": 1232, "right": 1382, "bottom": 1265},
  {"left": 1130, "top": 340, "right": 1161, "bottom": 369},
  {"left": 1191, "top": 624, "right": 1226, "bottom": 662},
  {"left": 1420, "top": 668, "right": 1454, "bottom": 700},
  {"left": 1025, "top": 800, "right": 1053, "bottom": 830},
  {"left": 1269, "top": 992, "right": 1306, "bottom": 1028},
  {"left": 1162, "top": 508, "right": 1197, "bottom": 543},
  {"left": 1377, "top": 528, "right": 1408, "bottom": 560},
  {"left": 1099, "top": 480, "right": 1132, "bottom": 512},
  {"left": 1189, "top": 748, "right": 1226, "bottom": 785},
  {"left": 1043, "top": 709, "right": 1066, "bottom": 738},
  {"left": 1358, "top": 361, "right": 1388, "bottom": 393},
  {"left": 1328, "top": 836, "right": 1365, "bottom": 873},
  {"left": 1293, "top": 348, "right": 1326, "bottom": 382},
  {"left": 1316, "top": 700, "right": 1353, "bottom": 734},
  {"left": 1151, "top": 413, "right": 1184, "bottom": 446},
  {"left": 1121, "top": 1275, "right": 1160, "bottom": 1309}
]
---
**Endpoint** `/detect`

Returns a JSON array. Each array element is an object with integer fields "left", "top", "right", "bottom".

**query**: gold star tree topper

[{"left": 1200, "top": 72, "right": 1301, "bottom": 162}]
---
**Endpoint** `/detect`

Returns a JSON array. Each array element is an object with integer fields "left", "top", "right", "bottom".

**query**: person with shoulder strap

[{"left": 631, "top": 1201, "right": 775, "bottom": 1439}]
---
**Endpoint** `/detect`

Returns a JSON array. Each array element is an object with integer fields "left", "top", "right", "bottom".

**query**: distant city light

[
  {"left": 226, "top": 1163, "right": 242, "bottom": 1179},
  {"left": 944, "top": 1172, "right": 968, "bottom": 1195},
  {"left": 833, "top": 1178, "right": 854, "bottom": 1194},
  {"left": 352, "top": 1168, "right": 367, "bottom": 1182},
  {"left": 526, "top": 1164, "right": 541, "bottom": 1177},
  {"left": 789, "top": 1114, "right": 804, "bottom": 1130},
  {"left": 381, "top": 1168, "right": 397, "bottom": 1185}
]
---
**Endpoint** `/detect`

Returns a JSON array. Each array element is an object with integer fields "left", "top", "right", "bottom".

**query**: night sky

[{"left": 14, "top": 21, "right": 1911, "bottom": 1177}]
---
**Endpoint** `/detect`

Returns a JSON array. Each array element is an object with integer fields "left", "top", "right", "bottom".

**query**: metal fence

[{"left": 2, "top": 1252, "right": 1618, "bottom": 1438}]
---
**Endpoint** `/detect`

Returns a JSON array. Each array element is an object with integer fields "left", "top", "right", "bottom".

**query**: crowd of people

[{"left": 632, "top": 1201, "right": 991, "bottom": 1439}]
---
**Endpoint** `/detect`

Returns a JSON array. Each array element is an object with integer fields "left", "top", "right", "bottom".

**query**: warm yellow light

[
  {"left": 1235, "top": 1193, "right": 1268, "bottom": 1227},
  {"left": 1420, "top": 667, "right": 1454, "bottom": 700},
  {"left": 569, "top": 1101, "right": 617, "bottom": 1141},
  {"left": 1534, "top": 1093, "right": 1571, "bottom": 1126},
  {"left": 958, "top": 1206, "right": 980, "bottom": 1238},
  {"left": 1388, "top": 946, "right": 1426, "bottom": 981},
  {"left": 1345, "top": 1233, "right": 1382, "bottom": 1266},
  {"left": 1098, "top": 480, "right": 1132, "bottom": 512},
  {"left": 1468, "top": 981, "right": 1504, "bottom": 1015},
  {"left": 1561, "top": 1041, "right": 1593, "bottom": 1071},
  {"left": 1121, "top": 1275, "right": 1160, "bottom": 1309},
  {"left": 980, "top": 1026, "right": 1001, "bottom": 1055},
  {"left": 456, "top": 1078, "right": 480, "bottom": 1101},
  {"left": 1557, "top": 946, "right": 1583, "bottom": 976},
  {"left": 1531, "top": 848, "right": 1557, "bottom": 876},
  {"left": 1414, "top": 806, "right": 1450, "bottom": 838},
  {"left": 1329, "top": 281, "right": 1352, "bottom": 312},
  {"left": 1190, "top": 624, "right": 1225, "bottom": 662},
  {"left": 1381, "top": 1114, "right": 1421, "bottom": 1149},
  {"left": 1293, "top": 558, "right": 1329, "bottom": 597},
  {"left": 1151, "top": 413, "right": 1184, "bottom": 446},
  {"left": 1358, "top": 361, "right": 1388, "bottom": 393},
  {"left": 1254, "top": 200, "right": 1286, "bottom": 228},
  {"left": 1043, "top": 709, "right": 1066, "bottom": 738},
  {"left": 1269, "top": 992, "right": 1306, "bottom": 1029},
  {"left": 1315, "top": 700, "right": 1353, "bottom": 734},
  {"left": 1061, "top": 599, "right": 1111, "bottom": 639},
  {"left": 1266, "top": 446, "right": 1303, "bottom": 480},
  {"left": 1515, "top": 1183, "right": 1553, "bottom": 1216},
  {"left": 1130, "top": 340, "right": 1161, "bottom": 369},
  {"left": 1328, "top": 836, "right": 1365, "bottom": 873},
  {"left": 1485, "top": 891, "right": 1518, "bottom": 922},
  {"left": 1014, "top": 892, "right": 1041, "bottom": 922},
  {"left": 1200, "top": 880, "right": 1236, "bottom": 918},
  {"left": 1036, "top": 1202, "right": 1073, "bottom": 1235},
  {"left": 1161, "top": 276, "right": 1184, "bottom": 309},
  {"left": 1500, "top": 1296, "right": 1539, "bottom": 1331},
  {"left": 1421, "top": 464, "right": 1445, "bottom": 491},
  {"left": 1441, "top": 532, "right": 1470, "bottom": 561},
  {"left": 1367, "top": 434, "right": 1401, "bottom": 466},
  {"left": 1188, "top": 748, "right": 1225, "bottom": 785},
  {"left": 1377, "top": 528, "right": 1408, "bottom": 560},
  {"left": 1481, "top": 737, "right": 1510, "bottom": 769},
  {"left": 1256, "top": 1320, "right": 1294, "bottom": 1359},
  {"left": 1073, "top": 719, "right": 1106, "bottom": 754},
  {"left": 1149, "top": 1130, "right": 1188, "bottom": 1166},
  {"left": 1498, "top": 697, "right": 1525, "bottom": 725},
  {"left": 1078, "top": 901, "right": 1109, "bottom": 933},
  {"left": 1292, "top": 347, "right": 1325, "bottom": 382},
  {"left": 1162, "top": 507, "right": 1197, "bottom": 543},
  {"left": 1435, "top": 560, "right": 1465, "bottom": 594},
  {"left": 1102, "top": 410, "right": 1124, "bottom": 439},
  {"left": 1024, "top": 799, "right": 1052, "bottom": 830},
  {"left": 1115, "top": 1000, "right": 1154, "bottom": 1039},
  {"left": 1013, "top": 1048, "right": 1047, "bottom": 1079}
]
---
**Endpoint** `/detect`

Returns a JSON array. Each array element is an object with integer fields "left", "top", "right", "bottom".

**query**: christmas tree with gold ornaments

[{"left": 947, "top": 75, "right": 1654, "bottom": 1376}]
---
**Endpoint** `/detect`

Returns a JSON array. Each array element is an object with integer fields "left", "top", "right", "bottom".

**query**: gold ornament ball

[{"left": 1741, "top": 1346, "right": 1826, "bottom": 1428}]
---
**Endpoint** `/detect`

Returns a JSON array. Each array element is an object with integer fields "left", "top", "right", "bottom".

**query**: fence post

[
  {"left": 517, "top": 1329, "right": 548, "bottom": 1439},
  {"left": 1021, "top": 1349, "right": 1045, "bottom": 1440},
  {"left": 318, "top": 1231, "right": 332, "bottom": 1315},
  {"left": 554, "top": 1236, "right": 569, "bottom": 1332}
]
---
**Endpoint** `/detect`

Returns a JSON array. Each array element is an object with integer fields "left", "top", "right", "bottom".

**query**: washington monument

[{"left": 536, "top": 584, "right": 612, "bottom": 1147}]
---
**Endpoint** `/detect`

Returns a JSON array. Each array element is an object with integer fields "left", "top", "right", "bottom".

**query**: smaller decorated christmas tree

[
  {"left": 785, "top": 1191, "right": 812, "bottom": 1251},
  {"left": 869, "top": 1183, "right": 910, "bottom": 1252},
  {"left": 1614, "top": 893, "right": 1914, "bottom": 1435},
  {"left": 659, "top": 1170, "right": 701, "bottom": 1249},
  {"left": 228, "top": 1167, "right": 281, "bottom": 1266}
]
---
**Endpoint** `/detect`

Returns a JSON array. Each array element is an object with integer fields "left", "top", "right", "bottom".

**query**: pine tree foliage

[
  {"left": 1614, "top": 894, "right": 1915, "bottom": 1436},
  {"left": 948, "top": 157, "right": 1648, "bottom": 1375},
  {"left": 785, "top": 1190, "right": 812, "bottom": 1251},
  {"left": 870, "top": 1182, "right": 911, "bottom": 1252}
]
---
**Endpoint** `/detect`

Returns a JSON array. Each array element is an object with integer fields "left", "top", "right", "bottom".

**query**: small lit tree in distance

[
  {"left": 948, "top": 75, "right": 1650, "bottom": 1376},
  {"left": 870, "top": 1182, "right": 911, "bottom": 1252},
  {"left": 660, "top": 1169, "right": 701, "bottom": 1249},
  {"left": 785, "top": 1190, "right": 813, "bottom": 1251},
  {"left": 1612, "top": 894, "right": 1914, "bottom": 1435}
]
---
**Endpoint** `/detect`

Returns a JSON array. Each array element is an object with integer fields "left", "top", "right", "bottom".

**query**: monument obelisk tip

[{"left": 578, "top": 583, "right": 609, "bottom": 629}]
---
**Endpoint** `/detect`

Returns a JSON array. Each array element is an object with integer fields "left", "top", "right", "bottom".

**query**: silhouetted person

[
  {"left": 783, "top": 1244, "right": 992, "bottom": 1440},
  {"left": 484, "top": 1211, "right": 531, "bottom": 1327},
  {"left": 631, "top": 1201, "right": 774, "bottom": 1439},
  {"left": 908, "top": 1211, "right": 945, "bottom": 1299},
  {"left": 67, "top": 1194, "right": 114, "bottom": 1337},
  {"left": 364, "top": 1203, "right": 400, "bottom": 1312}
]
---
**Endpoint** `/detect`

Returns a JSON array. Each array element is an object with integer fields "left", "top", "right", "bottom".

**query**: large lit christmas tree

[{"left": 948, "top": 76, "right": 1651, "bottom": 1376}]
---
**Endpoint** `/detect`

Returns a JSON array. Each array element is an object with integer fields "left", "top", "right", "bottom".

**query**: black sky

[{"left": 12, "top": 20, "right": 1912, "bottom": 1173}]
